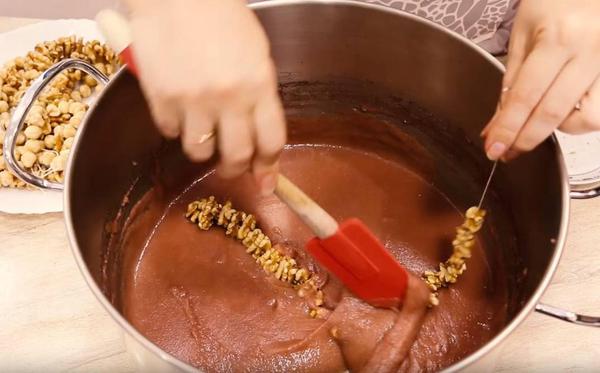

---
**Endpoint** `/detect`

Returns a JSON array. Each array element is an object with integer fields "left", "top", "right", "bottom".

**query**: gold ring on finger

[{"left": 197, "top": 130, "right": 216, "bottom": 145}]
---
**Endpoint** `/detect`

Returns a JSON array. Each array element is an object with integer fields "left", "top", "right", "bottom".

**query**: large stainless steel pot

[{"left": 5, "top": 1, "right": 600, "bottom": 371}]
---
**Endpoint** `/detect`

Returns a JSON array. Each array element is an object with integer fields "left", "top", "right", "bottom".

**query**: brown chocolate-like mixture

[{"left": 119, "top": 145, "right": 507, "bottom": 372}]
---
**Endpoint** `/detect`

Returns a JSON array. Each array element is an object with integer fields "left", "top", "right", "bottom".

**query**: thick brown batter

[{"left": 119, "top": 144, "right": 507, "bottom": 372}]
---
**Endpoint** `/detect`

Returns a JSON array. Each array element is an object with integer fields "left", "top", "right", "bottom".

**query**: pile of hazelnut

[{"left": 0, "top": 36, "right": 120, "bottom": 187}]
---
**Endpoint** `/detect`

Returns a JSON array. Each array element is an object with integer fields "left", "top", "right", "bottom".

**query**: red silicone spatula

[
  {"left": 275, "top": 175, "right": 408, "bottom": 308},
  {"left": 96, "top": 10, "right": 409, "bottom": 308}
]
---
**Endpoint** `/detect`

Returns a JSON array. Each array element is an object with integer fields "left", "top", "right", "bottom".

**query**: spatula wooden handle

[{"left": 275, "top": 174, "right": 339, "bottom": 239}]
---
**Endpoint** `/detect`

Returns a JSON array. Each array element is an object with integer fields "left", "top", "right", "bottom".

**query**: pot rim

[{"left": 63, "top": 1, "right": 571, "bottom": 371}]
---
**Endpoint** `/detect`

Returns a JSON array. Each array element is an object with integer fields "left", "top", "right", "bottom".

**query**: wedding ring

[
  {"left": 197, "top": 130, "right": 216, "bottom": 145},
  {"left": 498, "top": 86, "right": 511, "bottom": 109}
]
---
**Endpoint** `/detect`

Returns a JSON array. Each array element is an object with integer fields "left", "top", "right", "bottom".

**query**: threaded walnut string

[
  {"left": 185, "top": 196, "right": 326, "bottom": 317},
  {"left": 423, "top": 206, "right": 486, "bottom": 306}
]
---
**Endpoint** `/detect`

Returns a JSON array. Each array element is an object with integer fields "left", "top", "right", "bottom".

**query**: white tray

[
  {"left": 556, "top": 131, "right": 600, "bottom": 182},
  {"left": 0, "top": 19, "right": 104, "bottom": 214}
]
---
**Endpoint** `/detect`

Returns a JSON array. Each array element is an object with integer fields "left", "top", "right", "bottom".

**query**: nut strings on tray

[{"left": 0, "top": 36, "right": 121, "bottom": 187}]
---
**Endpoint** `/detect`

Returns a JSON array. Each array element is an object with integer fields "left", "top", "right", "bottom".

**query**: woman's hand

[
  {"left": 482, "top": 0, "right": 600, "bottom": 161},
  {"left": 125, "top": 0, "right": 286, "bottom": 194}
]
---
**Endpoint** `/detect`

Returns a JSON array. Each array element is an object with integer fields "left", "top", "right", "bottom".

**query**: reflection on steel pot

[{"left": 6, "top": 1, "right": 600, "bottom": 372}]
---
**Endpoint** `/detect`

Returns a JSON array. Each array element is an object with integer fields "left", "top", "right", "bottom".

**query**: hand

[
  {"left": 482, "top": 0, "right": 600, "bottom": 161},
  {"left": 125, "top": 0, "right": 286, "bottom": 194}
]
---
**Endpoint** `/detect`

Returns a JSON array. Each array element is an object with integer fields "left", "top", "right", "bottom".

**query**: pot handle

[
  {"left": 533, "top": 154, "right": 600, "bottom": 326},
  {"left": 3, "top": 58, "right": 109, "bottom": 191},
  {"left": 535, "top": 303, "right": 600, "bottom": 327}
]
